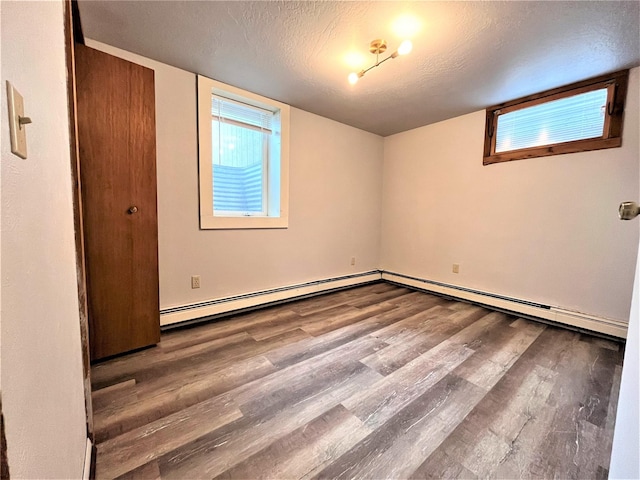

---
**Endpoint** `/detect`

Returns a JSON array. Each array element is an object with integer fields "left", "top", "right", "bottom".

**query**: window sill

[
  {"left": 483, "top": 137, "right": 622, "bottom": 165},
  {"left": 200, "top": 215, "right": 288, "bottom": 230}
]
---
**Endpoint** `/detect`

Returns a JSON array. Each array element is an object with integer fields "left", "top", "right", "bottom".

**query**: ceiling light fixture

[{"left": 348, "top": 39, "right": 413, "bottom": 85}]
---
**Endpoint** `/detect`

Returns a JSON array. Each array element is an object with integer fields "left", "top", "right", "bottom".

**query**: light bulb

[
  {"left": 398, "top": 39, "right": 413, "bottom": 56},
  {"left": 348, "top": 72, "right": 359, "bottom": 85}
]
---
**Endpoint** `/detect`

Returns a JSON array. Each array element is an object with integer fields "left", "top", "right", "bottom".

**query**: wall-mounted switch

[{"left": 6, "top": 81, "right": 31, "bottom": 159}]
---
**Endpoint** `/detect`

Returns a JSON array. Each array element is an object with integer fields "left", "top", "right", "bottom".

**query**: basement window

[
  {"left": 483, "top": 70, "right": 629, "bottom": 165},
  {"left": 198, "top": 75, "right": 290, "bottom": 229}
]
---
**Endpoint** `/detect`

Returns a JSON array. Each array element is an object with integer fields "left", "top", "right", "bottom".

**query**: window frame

[
  {"left": 198, "top": 75, "right": 290, "bottom": 229},
  {"left": 483, "top": 69, "right": 629, "bottom": 166}
]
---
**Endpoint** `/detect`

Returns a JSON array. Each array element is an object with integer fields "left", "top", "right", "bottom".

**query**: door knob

[
  {"left": 619, "top": 201, "right": 640, "bottom": 220},
  {"left": 128, "top": 206, "right": 138, "bottom": 214}
]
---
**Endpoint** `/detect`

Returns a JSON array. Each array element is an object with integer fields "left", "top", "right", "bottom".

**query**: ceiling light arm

[
  {"left": 355, "top": 53, "right": 396, "bottom": 78},
  {"left": 348, "top": 39, "right": 412, "bottom": 85},
  {"left": 372, "top": 52, "right": 397, "bottom": 70}
]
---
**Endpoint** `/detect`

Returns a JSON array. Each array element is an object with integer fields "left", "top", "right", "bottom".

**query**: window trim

[
  {"left": 483, "top": 69, "right": 629, "bottom": 165},
  {"left": 197, "top": 75, "right": 290, "bottom": 229}
]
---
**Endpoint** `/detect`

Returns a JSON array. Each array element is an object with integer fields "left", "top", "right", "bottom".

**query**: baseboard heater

[
  {"left": 160, "top": 271, "right": 382, "bottom": 328},
  {"left": 160, "top": 269, "right": 627, "bottom": 339},
  {"left": 381, "top": 270, "right": 627, "bottom": 339}
]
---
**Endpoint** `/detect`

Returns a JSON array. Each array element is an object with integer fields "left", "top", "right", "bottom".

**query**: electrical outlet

[
  {"left": 452, "top": 264, "right": 460, "bottom": 274},
  {"left": 351, "top": 256, "right": 356, "bottom": 266},
  {"left": 191, "top": 275, "right": 201, "bottom": 289}
]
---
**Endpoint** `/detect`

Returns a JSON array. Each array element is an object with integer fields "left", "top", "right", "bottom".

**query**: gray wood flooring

[{"left": 91, "top": 283, "right": 623, "bottom": 479}]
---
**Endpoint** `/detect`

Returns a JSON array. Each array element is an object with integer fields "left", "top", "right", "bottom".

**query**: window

[
  {"left": 198, "top": 75, "right": 289, "bottom": 229},
  {"left": 211, "top": 97, "right": 272, "bottom": 216},
  {"left": 483, "top": 70, "right": 629, "bottom": 165}
]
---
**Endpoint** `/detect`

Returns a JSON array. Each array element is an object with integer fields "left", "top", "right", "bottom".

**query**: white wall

[
  {"left": 1, "top": 2, "right": 88, "bottom": 478},
  {"left": 609, "top": 237, "right": 640, "bottom": 477},
  {"left": 84, "top": 42, "right": 638, "bottom": 327},
  {"left": 609, "top": 90, "right": 640, "bottom": 475},
  {"left": 85, "top": 40, "right": 384, "bottom": 311},
  {"left": 381, "top": 68, "right": 639, "bottom": 323}
]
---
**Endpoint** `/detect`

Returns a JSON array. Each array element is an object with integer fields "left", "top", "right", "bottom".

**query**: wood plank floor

[{"left": 91, "top": 283, "right": 624, "bottom": 479}]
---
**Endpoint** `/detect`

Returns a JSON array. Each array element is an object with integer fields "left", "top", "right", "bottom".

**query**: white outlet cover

[{"left": 6, "top": 81, "right": 28, "bottom": 159}]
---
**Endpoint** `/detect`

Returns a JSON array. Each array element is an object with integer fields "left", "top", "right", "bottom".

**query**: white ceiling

[{"left": 78, "top": 1, "right": 640, "bottom": 137}]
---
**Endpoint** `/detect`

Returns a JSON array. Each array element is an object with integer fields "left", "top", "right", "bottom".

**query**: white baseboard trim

[
  {"left": 160, "top": 271, "right": 382, "bottom": 327},
  {"left": 82, "top": 438, "right": 92, "bottom": 480},
  {"left": 382, "top": 271, "right": 628, "bottom": 339}
]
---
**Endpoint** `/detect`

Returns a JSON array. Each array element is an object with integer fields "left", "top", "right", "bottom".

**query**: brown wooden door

[{"left": 75, "top": 44, "right": 160, "bottom": 361}]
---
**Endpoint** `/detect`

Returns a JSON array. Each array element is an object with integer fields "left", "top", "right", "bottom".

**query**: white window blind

[
  {"left": 212, "top": 95, "right": 273, "bottom": 132},
  {"left": 495, "top": 88, "right": 608, "bottom": 153},
  {"left": 211, "top": 95, "right": 274, "bottom": 215}
]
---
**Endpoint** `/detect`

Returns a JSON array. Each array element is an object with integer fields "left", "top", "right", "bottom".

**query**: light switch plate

[{"left": 6, "top": 81, "right": 28, "bottom": 159}]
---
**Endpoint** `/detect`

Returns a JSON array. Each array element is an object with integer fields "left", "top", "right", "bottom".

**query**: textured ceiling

[{"left": 78, "top": 1, "right": 640, "bottom": 137}]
